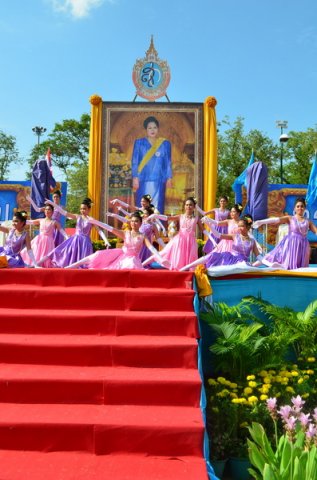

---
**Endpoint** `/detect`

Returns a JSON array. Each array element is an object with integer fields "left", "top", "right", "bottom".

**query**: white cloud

[{"left": 49, "top": 0, "right": 106, "bottom": 19}]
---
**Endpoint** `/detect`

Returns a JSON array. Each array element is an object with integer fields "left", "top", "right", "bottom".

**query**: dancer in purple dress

[
  {"left": 253, "top": 197, "right": 317, "bottom": 270},
  {"left": 51, "top": 190, "right": 65, "bottom": 247},
  {"left": 203, "top": 196, "right": 230, "bottom": 253},
  {"left": 0, "top": 211, "right": 39, "bottom": 268},
  {"left": 65, "top": 212, "right": 168, "bottom": 270},
  {"left": 180, "top": 215, "right": 261, "bottom": 271}
]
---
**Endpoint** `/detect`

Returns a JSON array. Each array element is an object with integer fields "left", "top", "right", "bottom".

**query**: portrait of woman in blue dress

[{"left": 131, "top": 116, "right": 172, "bottom": 213}]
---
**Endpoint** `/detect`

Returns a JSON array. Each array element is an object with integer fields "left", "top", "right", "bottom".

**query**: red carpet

[{"left": 0, "top": 269, "right": 207, "bottom": 479}]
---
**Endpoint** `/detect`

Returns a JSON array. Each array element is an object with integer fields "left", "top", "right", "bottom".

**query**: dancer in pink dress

[
  {"left": 253, "top": 197, "right": 317, "bottom": 270},
  {"left": 65, "top": 212, "right": 168, "bottom": 270},
  {"left": 144, "top": 197, "right": 204, "bottom": 270},
  {"left": 203, "top": 196, "right": 230, "bottom": 253},
  {"left": 21, "top": 204, "right": 66, "bottom": 267},
  {"left": 202, "top": 203, "right": 242, "bottom": 254}
]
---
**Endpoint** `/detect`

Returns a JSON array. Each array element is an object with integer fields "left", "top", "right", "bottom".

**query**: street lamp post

[
  {"left": 32, "top": 126, "right": 47, "bottom": 145},
  {"left": 276, "top": 120, "right": 289, "bottom": 184}
]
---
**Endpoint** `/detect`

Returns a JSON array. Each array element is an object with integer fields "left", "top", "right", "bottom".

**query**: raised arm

[{"left": 45, "top": 200, "right": 77, "bottom": 220}]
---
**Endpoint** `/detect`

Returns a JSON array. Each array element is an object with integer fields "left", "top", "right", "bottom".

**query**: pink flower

[
  {"left": 299, "top": 413, "right": 311, "bottom": 429},
  {"left": 278, "top": 405, "right": 292, "bottom": 421},
  {"left": 306, "top": 423, "right": 317, "bottom": 439},
  {"left": 285, "top": 416, "right": 297, "bottom": 432},
  {"left": 291, "top": 395, "right": 305, "bottom": 411},
  {"left": 266, "top": 397, "right": 277, "bottom": 412}
]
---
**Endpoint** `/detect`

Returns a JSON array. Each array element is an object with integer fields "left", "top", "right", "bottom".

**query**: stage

[{"left": 0, "top": 267, "right": 316, "bottom": 479}]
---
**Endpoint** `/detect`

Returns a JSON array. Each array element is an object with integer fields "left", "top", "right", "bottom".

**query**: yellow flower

[
  {"left": 304, "top": 375, "right": 309, "bottom": 380},
  {"left": 263, "top": 377, "right": 271, "bottom": 384},
  {"left": 260, "top": 394, "right": 268, "bottom": 401},
  {"left": 286, "top": 387, "right": 295, "bottom": 393},
  {"left": 208, "top": 379, "right": 218, "bottom": 386},
  {"left": 275, "top": 376, "right": 282, "bottom": 383},
  {"left": 216, "top": 389, "right": 230, "bottom": 397},
  {"left": 259, "top": 370, "right": 268, "bottom": 377},
  {"left": 298, "top": 378, "right": 304, "bottom": 384},
  {"left": 307, "top": 370, "right": 314, "bottom": 375},
  {"left": 217, "top": 377, "right": 226, "bottom": 384},
  {"left": 246, "top": 375, "right": 255, "bottom": 380},
  {"left": 230, "top": 392, "right": 238, "bottom": 399},
  {"left": 302, "top": 393, "right": 310, "bottom": 398},
  {"left": 248, "top": 381, "right": 257, "bottom": 388},
  {"left": 244, "top": 387, "right": 253, "bottom": 395},
  {"left": 291, "top": 370, "right": 299, "bottom": 376},
  {"left": 307, "top": 357, "right": 316, "bottom": 363},
  {"left": 248, "top": 396, "right": 258, "bottom": 404},
  {"left": 229, "top": 382, "right": 238, "bottom": 389}
]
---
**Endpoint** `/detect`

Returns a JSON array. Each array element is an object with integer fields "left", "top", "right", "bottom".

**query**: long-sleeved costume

[{"left": 131, "top": 137, "right": 172, "bottom": 214}]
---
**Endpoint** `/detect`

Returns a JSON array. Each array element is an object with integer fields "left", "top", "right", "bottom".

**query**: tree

[
  {"left": 282, "top": 127, "right": 317, "bottom": 185},
  {"left": 27, "top": 114, "right": 90, "bottom": 180},
  {"left": 217, "top": 117, "right": 279, "bottom": 199},
  {"left": 0, "top": 131, "right": 20, "bottom": 180}
]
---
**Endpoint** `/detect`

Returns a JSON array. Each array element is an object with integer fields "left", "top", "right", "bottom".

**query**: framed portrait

[{"left": 99, "top": 101, "right": 203, "bottom": 223}]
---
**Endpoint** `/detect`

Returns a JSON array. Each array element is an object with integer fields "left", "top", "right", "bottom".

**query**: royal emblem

[{"left": 132, "top": 36, "right": 171, "bottom": 101}]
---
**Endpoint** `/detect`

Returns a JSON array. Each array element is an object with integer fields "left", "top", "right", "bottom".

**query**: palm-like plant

[
  {"left": 244, "top": 296, "right": 317, "bottom": 358},
  {"left": 209, "top": 321, "right": 267, "bottom": 380}
]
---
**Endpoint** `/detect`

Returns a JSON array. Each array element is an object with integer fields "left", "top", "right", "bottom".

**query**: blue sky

[{"left": 1, "top": 0, "right": 317, "bottom": 181}]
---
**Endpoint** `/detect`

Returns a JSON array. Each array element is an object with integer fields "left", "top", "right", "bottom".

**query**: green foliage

[
  {"left": 217, "top": 116, "right": 279, "bottom": 197},
  {"left": 92, "top": 239, "right": 118, "bottom": 251},
  {"left": 243, "top": 296, "right": 317, "bottom": 359},
  {"left": 282, "top": 127, "right": 317, "bottom": 184},
  {"left": 27, "top": 114, "right": 90, "bottom": 180},
  {"left": 248, "top": 422, "right": 317, "bottom": 479},
  {"left": 0, "top": 130, "right": 20, "bottom": 180}
]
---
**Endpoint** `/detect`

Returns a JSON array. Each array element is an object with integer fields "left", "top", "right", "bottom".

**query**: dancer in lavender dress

[
  {"left": 139, "top": 207, "right": 164, "bottom": 264},
  {"left": 51, "top": 190, "right": 65, "bottom": 248},
  {"left": 0, "top": 211, "right": 38, "bottom": 268},
  {"left": 253, "top": 197, "right": 317, "bottom": 270},
  {"left": 180, "top": 215, "right": 261, "bottom": 271},
  {"left": 203, "top": 196, "right": 230, "bottom": 253},
  {"left": 39, "top": 198, "right": 97, "bottom": 268},
  {"left": 65, "top": 212, "right": 168, "bottom": 270}
]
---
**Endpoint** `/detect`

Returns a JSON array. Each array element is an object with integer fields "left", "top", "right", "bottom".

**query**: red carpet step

[{"left": 0, "top": 269, "right": 208, "bottom": 479}]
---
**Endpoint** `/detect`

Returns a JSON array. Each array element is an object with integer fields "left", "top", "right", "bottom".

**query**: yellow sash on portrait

[{"left": 137, "top": 137, "right": 166, "bottom": 174}]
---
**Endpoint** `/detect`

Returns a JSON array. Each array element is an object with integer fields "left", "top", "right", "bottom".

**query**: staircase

[{"left": 0, "top": 269, "right": 208, "bottom": 480}]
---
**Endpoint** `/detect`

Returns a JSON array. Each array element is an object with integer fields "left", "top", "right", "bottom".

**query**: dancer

[
  {"left": 39, "top": 198, "right": 97, "bottom": 268},
  {"left": 51, "top": 190, "right": 66, "bottom": 247},
  {"left": 65, "top": 211, "right": 168, "bottom": 270},
  {"left": 143, "top": 197, "right": 204, "bottom": 270},
  {"left": 0, "top": 211, "right": 39, "bottom": 268},
  {"left": 202, "top": 203, "right": 243, "bottom": 254},
  {"left": 20, "top": 204, "right": 67, "bottom": 268},
  {"left": 180, "top": 215, "right": 262, "bottom": 271},
  {"left": 253, "top": 197, "right": 317, "bottom": 270},
  {"left": 111, "top": 194, "right": 167, "bottom": 236},
  {"left": 203, "top": 195, "right": 230, "bottom": 253}
]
